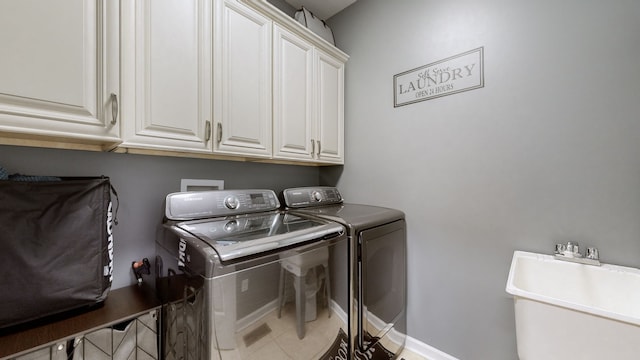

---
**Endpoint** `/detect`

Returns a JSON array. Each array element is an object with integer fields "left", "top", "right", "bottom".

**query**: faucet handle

[
  {"left": 586, "top": 247, "right": 599, "bottom": 260},
  {"left": 566, "top": 241, "right": 580, "bottom": 255},
  {"left": 555, "top": 243, "right": 566, "bottom": 254}
]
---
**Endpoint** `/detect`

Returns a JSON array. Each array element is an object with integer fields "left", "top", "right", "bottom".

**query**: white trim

[
  {"left": 330, "top": 298, "right": 348, "bottom": 324},
  {"left": 404, "top": 336, "right": 460, "bottom": 360},
  {"left": 180, "top": 178, "right": 224, "bottom": 191}
]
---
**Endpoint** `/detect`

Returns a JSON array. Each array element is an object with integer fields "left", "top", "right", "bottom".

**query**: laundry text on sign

[{"left": 394, "top": 47, "right": 484, "bottom": 107}]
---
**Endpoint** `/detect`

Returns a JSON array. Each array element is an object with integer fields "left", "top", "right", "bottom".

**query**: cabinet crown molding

[{"left": 240, "top": 0, "right": 349, "bottom": 62}]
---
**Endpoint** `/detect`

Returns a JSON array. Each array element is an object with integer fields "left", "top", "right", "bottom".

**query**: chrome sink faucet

[{"left": 554, "top": 241, "right": 601, "bottom": 266}]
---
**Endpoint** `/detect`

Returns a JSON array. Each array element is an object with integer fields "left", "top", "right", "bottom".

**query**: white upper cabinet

[
  {"left": 315, "top": 49, "right": 345, "bottom": 163},
  {"left": 273, "top": 24, "right": 315, "bottom": 161},
  {"left": 0, "top": 0, "right": 120, "bottom": 147},
  {"left": 272, "top": 25, "right": 345, "bottom": 164},
  {"left": 120, "top": 0, "right": 213, "bottom": 153},
  {"left": 0, "top": 0, "right": 346, "bottom": 165},
  {"left": 213, "top": 0, "right": 273, "bottom": 158}
]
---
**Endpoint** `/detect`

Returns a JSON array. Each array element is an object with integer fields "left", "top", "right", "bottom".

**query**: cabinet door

[
  {"left": 0, "top": 0, "right": 119, "bottom": 146},
  {"left": 273, "top": 25, "right": 314, "bottom": 161},
  {"left": 315, "top": 49, "right": 344, "bottom": 164},
  {"left": 120, "top": 0, "right": 212, "bottom": 153},
  {"left": 214, "top": 0, "right": 272, "bottom": 157}
]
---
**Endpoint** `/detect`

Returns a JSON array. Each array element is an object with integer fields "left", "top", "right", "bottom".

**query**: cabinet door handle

[
  {"left": 205, "top": 121, "right": 211, "bottom": 142},
  {"left": 217, "top": 122, "right": 222, "bottom": 143},
  {"left": 317, "top": 141, "right": 321, "bottom": 157},
  {"left": 311, "top": 139, "right": 315, "bottom": 157},
  {"left": 110, "top": 93, "right": 118, "bottom": 125}
]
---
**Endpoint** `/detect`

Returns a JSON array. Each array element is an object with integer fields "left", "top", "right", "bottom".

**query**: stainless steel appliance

[
  {"left": 283, "top": 187, "right": 407, "bottom": 359},
  {"left": 156, "top": 189, "right": 350, "bottom": 360}
]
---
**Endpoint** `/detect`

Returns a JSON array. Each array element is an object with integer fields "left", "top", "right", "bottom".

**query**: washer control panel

[
  {"left": 165, "top": 189, "right": 280, "bottom": 220},
  {"left": 283, "top": 187, "right": 343, "bottom": 208}
]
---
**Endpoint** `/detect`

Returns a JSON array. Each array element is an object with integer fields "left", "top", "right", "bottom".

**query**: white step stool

[{"left": 277, "top": 246, "right": 331, "bottom": 339}]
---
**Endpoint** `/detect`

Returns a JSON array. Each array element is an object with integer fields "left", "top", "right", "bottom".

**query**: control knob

[
  {"left": 312, "top": 191, "right": 323, "bottom": 202},
  {"left": 224, "top": 195, "right": 239, "bottom": 210},
  {"left": 224, "top": 220, "right": 238, "bottom": 232}
]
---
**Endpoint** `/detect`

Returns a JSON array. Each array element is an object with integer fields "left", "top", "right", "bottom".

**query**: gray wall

[
  {"left": 0, "top": 145, "right": 321, "bottom": 289},
  {"left": 266, "top": 0, "right": 296, "bottom": 17},
  {"left": 327, "top": 0, "right": 640, "bottom": 359}
]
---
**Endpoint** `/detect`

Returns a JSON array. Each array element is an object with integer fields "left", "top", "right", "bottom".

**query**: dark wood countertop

[{"left": 0, "top": 284, "right": 161, "bottom": 359}]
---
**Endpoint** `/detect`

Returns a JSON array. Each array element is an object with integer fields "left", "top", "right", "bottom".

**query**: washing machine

[
  {"left": 156, "top": 189, "right": 351, "bottom": 360},
  {"left": 283, "top": 187, "right": 407, "bottom": 359}
]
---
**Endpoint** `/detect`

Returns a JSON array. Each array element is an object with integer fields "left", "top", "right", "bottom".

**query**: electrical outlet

[{"left": 241, "top": 279, "right": 249, "bottom": 292}]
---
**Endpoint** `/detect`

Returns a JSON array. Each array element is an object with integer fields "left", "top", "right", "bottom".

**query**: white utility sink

[{"left": 506, "top": 250, "right": 640, "bottom": 360}]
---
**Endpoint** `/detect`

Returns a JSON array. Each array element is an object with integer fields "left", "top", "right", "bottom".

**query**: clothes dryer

[{"left": 283, "top": 187, "right": 407, "bottom": 359}]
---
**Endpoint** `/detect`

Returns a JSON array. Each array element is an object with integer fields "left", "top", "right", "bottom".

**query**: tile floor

[
  {"left": 166, "top": 294, "right": 429, "bottom": 360},
  {"left": 227, "top": 303, "right": 430, "bottom": 360},
  {"left": 221, "top": 303, "right": 346, "bottom": 359}
]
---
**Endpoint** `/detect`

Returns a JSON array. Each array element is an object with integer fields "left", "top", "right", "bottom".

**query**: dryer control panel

[{"left": 283, "top": 187, "right": 343, "bottom": 208}]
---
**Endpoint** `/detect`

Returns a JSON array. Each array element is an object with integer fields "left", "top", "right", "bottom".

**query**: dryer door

[{"left": 357, "top": 219, "right": 407, "bottom": 356}]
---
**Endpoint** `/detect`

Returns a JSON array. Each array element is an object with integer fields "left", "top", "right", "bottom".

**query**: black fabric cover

[{"left": 0, "top": 177, "right": 114, "bottom": 329}]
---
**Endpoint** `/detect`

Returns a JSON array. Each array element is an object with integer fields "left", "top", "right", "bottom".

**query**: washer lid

[
  {"left": 292, "top": 203, "right": 405, "bottom": 231},
  {"left": 167, "top": 211, "right": 345, "bottom": 263}
]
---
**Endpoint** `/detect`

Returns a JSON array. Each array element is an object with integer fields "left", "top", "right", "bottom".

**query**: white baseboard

[
  {"left": 404, "top": 336, "right": 459, "bottom": 360},
  {"left": 330, "top": 299, "right": 348, "bottom": 324}
]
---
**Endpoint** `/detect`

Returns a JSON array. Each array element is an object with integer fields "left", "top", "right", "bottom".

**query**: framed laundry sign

[{"left": 394, "top": 47, "right": 484, "bottom": 107}]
